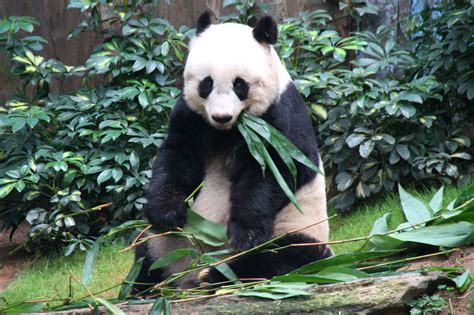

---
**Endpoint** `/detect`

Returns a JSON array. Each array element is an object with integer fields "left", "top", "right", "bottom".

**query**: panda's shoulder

[{"left": 169, "top": 96, "right": 207, "bottom": 132}]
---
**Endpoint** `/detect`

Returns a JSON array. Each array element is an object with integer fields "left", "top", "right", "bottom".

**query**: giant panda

[{"left": 132, "top": 11, "right": 332, "bottom": 293}]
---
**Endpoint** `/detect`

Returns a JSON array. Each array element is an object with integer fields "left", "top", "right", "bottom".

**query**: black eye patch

[
  {"left": 233, "top": 77, "right": 249, "bottom": 101},
  {"left": 198, "top": 76, "right": 213, "bottom": 99}
]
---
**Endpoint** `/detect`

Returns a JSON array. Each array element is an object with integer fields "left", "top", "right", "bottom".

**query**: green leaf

[
  {"left": 395, "top": 144, "right": 410, "bottom": 160},
  {"left": 95, "top": 298, "right": 125, "bottom": 315},
  {"left": 0, "top": 183, "right": 16, "bottom": 198},
  {"left": 346, "top": 133, "right": 366, "bottom": 148},
  {"left": 130, "top": 151, "right": 140, "bottom": 169},
  {"left": 359, "top": 140, "right": 375, "bottom": 158},
  {"left": 2, "top": 302, "right": 45, "bottom": 314},
  {"left": 370, "top": 213, "right": 390, "bottom": 235},
  {"left": 184, "top": 209, "right": 227, "bottom": 247},
  {"left": 149, "top": 297, "right": 171, "bottom": 315},
  {"left": 82, "top": 238, "right": 102, "bottom": 286},
  {"left": 398, "top": 92, "right": 423, "bottom": 104},
  {"left": 292, "top": 250, "right": 400, "bottom": 274},
  {"left": 429, "top": 186, "right": 444, "bottom": 214},
  {"left": 452, "top": 270, "right": 472, "bottom": 293},
  {"left": 149, "top": 248, "right": 197, "bottom": 271},
  {"left": 97, "top": 169, "right": 112, "bottom": 185},
  {"left": 201, "top": 255, "right": 240, "bottom": 283},
  {"left": 235, "top": 282, "right": 311, "bottom": 300},
  {"left": 398, "top": 184, "right": 433, "bottom": 226},
  {"left": 118, "top": 257, "right": 144, "bottom": 301},
  {"left": 390, "top": 222, "right": 474, "bottom": 247}
]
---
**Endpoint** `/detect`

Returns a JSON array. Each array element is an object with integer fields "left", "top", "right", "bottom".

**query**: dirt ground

[
  {"left": 399, "top": 247, "right": 474, "bottom": 315},
  {"left": 0, "top": 222, "right": 31, "bottom": 292}
]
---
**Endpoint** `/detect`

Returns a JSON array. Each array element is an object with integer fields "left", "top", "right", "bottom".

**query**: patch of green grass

[
  {"left": 329, "top": 184, "right": 465, "bottom": 254},
  {"left": 0, "top": 242, "right": 134, "bottom": 308}
]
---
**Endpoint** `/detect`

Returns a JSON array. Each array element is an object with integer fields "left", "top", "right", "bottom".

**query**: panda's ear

[
  {"left": 253, "top": 16, "right": 278, "bottom": 45},
  {"left": 196, "top": 10, "right": 212, "bottom": 35}
]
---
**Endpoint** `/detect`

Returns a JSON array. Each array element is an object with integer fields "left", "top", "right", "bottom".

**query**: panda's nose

[{"left": 212, "top": 115, "right": 233, "bottom": 124}]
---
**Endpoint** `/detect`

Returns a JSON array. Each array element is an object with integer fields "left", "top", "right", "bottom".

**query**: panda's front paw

[
  {"left": 144, "top": 200, "right": 187, "bottom": 229},
  {"left": 198, "top": 268, "right": 227, "bottom": 285},
  {"left": 227, "top": 221, "right": 270, "bottom": 251}
]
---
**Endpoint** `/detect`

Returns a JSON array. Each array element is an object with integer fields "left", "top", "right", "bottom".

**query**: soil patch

[
  {"left": 0, "top": 222, "right": 31, "bottom": 292},
  {"left": 400, "top": 246, "right": 473, "bottom": 314}
]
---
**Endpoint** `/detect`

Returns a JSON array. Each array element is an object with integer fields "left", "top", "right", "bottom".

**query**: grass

[
  {"left": 329, "top": 184, "right": 464, "bottom": 254},
  {"left": 0, "top": 184, "right": 467, "bottom": 307},
  {"left": 0, "top": 242, "right": 134, "bottom": 308}
]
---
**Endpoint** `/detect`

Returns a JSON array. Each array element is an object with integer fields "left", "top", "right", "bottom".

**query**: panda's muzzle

[{"left": 211, "top": 114, "right": 233, "bottom": 124}]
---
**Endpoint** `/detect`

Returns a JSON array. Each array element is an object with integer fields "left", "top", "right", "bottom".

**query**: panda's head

[{"left": 183, "top": 11, "right": 291, "bottom": 130}]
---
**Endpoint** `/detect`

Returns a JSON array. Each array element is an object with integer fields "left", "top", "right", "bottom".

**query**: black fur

[
  {"left": 233, "top": 77, "right": 249, "bottom": 101},
  {"left": 201, "top": 233, "right": 332, "bottom": 283},
  {"left": 253, "top": 16, "right": 278, "bottom": 45},
  {"left": 196, "top": 10, "right": 212, "bottom": 35},
  {"left": 144, "top": 82, "right": 320, "bottom": 248},
  {"left": 198, "top": 76, "right": 213, "bottom": 99}
]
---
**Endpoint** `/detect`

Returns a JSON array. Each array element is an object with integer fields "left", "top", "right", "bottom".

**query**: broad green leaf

[
  {"left": 235, "top": 282, "right": 311, "bottom": 300},
  {"left": 429, "top": 186, "right": 444, "bottom": 213},
  {"left": 107, "top": 220, "right": 148, "bottom": 236},
  {"left": 95, "top": 298, "right": 125, "bottom": 315},
  {"left": 237, "top": 123, "right": 266, "bottom": 174},
  {"left": 395, "top": 144, "right": 410, "bottom": 160},
  {"left": 398, "top": 184, "right": 433, "bottom": 226},
  {"left": 97, "top": 169, "right": 112, "bottom": 185},
  {"left": 370, "top": 213, "right": 390, "bottom": 235},
  {"left": 201, "top": 255, "right": 240, "bottom": 283},
  {"left": 452, "top": 270, "right": 472, "bottom": 293},
  {"left": 118, "top": 257, "right": 144, "bottom": 300},
  {"left": 292, "top": 250, "right": 400, "bottom": 274},
  {"left": 184, "top": 209, "right": 227, "bottom": 247},
  {"left": 242, "top": 113, "right": 318, "bottom": 172},
  {"left": 390, "top": 222, "right": 474, "bottom": 247},
  {"left": 0, "top": 183, "right": 16, "bottom": 198},
  {"left": 149, "top": 248, "right": 197, "bottom": 271},
  {"left": 82, "top": 237, "right": 102, "bottom": 285},
  {"left": 2, "top": 302, "right": 45, "bottom": 314},
  {"left": 149, "top": 297, "right": 171, "bottom": 315}
]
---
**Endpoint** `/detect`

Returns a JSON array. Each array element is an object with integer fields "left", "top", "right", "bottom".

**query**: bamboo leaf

[
  {"left": 184, "top": 209, "right": 227, "bottom": 247},
  {"left": 292, "top": 250, "right": 400, "bottom": 274},
  {"left": 429, "top": 186, "right": 444, "bottom": 213},
  {"left": 149, "top": 248, "right": 197, "bottom": 271},
  {"left": 389, "top": 222, "right": 474, "bottom": 247},
  {"left": 149, "top": 297, "right": 171, "bottom": 315},
  {"left": 95, "top": 298, "right": 125, "bottom": 315},
  {"left": 398, "top": 184, "right": 433, "bottom": 226},
  {"left": 82, "top": 237, "right": 102, "bottom": 286},
  {"left": 118, "top": 257, "right": 144, "bottom": 300}
]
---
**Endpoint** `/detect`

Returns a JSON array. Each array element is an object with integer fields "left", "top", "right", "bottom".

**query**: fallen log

[{"left": 35, "top": 272, "right": 449, "bottom": 314}]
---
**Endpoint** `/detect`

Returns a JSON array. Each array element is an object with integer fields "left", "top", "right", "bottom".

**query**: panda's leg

[
  {"left": 131, "top": 242, "right": 166, "bottom": 296},
  {"left": 199, "top": 233, "right": 332, "bottom": 283}
]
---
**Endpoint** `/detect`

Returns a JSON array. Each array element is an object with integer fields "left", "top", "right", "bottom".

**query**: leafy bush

[
  {"left": 275, "top": 2, "right": 473, "bottom": 209},
  {"left": 0, "top": 1, "right": 188, "bottom": 252}
]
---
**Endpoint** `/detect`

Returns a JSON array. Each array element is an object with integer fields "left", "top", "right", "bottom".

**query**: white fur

[{"left": 183, "top": 23, "right": 291, "bottom": 129}]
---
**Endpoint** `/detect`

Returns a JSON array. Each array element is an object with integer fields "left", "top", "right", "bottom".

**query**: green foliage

[
  {"left": 408, "top": 294, "right": 447, "bottom": 315},
  {"left": 0, "top": 1, "right": 188, "bottom": 252},
  {"left": 275, "top": 2, "right": 473, "bottom": 210}
]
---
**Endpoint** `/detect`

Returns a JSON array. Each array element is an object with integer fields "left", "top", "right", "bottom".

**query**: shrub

[
  {"left": 276, "top": 2, "right": 473, "bottom": 209},
  {"left": 0, "top": 1, "right": 188, "bottom": 252}
]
